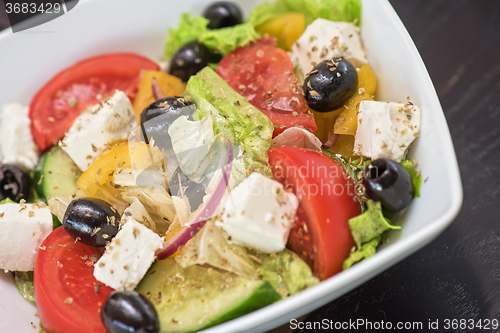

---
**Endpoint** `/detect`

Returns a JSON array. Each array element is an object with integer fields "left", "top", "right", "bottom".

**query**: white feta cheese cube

[
  {"left": 0, "top": 202, "right": 53, "bottom": 271},
  {"left": 215, "top": 172, "right": 299, "bottom": 253},
  {"left": 93, "top": 217, "right": 163, "bottom": 291},
  {"left": 0, "top": 103, "right": 39, "bottom": 169},
  {"left": 354, "top": 100, "right": 421, "bottom": 162},
  {"left": 291, "top": 18, "right": 367, "bottom": 77},
  {"left": 60, "top": 90, "right": 137, "bottom": 172}
]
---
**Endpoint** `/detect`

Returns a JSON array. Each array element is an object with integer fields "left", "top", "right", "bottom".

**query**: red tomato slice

[
  {"left": 216, "top": 37, "right": 317, "bottom": 137},
  {"left": 268, "top": 147, "right": 360, "bottom": 280},
  {"left": 29, "top": 53, "right": 160, "bottom": 151},
  {"left": 34, "top": 227, "right": 114, "bottom": 333}
]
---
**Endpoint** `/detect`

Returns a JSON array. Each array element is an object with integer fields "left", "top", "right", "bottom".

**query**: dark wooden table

[
  {"left": 1, "top": 0, "right": 499, "bottom": 332},
  {"left": 270, "top": 0, "right": 500, "bottom": 332}
]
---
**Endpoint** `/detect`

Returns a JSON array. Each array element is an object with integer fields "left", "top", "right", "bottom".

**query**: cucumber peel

[
  {"left": 136, "top": 259, "right": 281, "bottom": 333},
  {"left": 34, "top": 146, "right": 81, "bottom": 201}
]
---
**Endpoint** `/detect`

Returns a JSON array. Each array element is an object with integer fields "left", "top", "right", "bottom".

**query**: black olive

[
  {"left": 362, "top": 159, "right": 414, "bottom": 213},
  {"left": 303, "top": 57, "right": 358, "bottom": 112},
  {"left": 168, "top": 41, "right": 222, "bottom": 82},
  {"left": 62, "top": 198, "right": 121, "bottom": 247},
  {"left": 141, "top": 96, "right": 194, "bottom": 125},
  {"left": 102, "top": 291, "right": 159, "bottom": 333},
  {"left": 169, "top": 167, "right": 206, "bottom": 212},
  {"left": 203, "top": 1, "right": 243, "bottom": 29},
  {"left": 140, "top": 96, "right": 196, "bottom": 152},
  {"left": 0, "top": 164, "right": 32, "bottom": 202}
]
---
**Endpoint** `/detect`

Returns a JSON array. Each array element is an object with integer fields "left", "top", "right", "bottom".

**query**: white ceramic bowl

[{"left": 0, "top": 0, "right": 462, "bottom": 332}]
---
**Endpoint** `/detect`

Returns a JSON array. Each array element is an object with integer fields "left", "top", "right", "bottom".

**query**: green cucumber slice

[
  {"left": 136, "top": 259, "right": 281, "bottom": 333},
  {"left": 34, "top": 146, "right": 81, "bottom": 201}
]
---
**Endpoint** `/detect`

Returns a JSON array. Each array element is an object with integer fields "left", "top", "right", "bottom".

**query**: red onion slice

[
  {"left": 322, "top": 130, "right": 339, "bottom": 149},
  {"left": 156, "top": 137, "right": 233, "bottom": 260},
  {"left": 151, "top": 77, "right": 167, "bottom": 100}
]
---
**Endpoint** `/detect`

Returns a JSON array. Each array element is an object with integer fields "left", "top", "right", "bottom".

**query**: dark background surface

[
  {"left": 275, "top": 0, "right": 500, "bottom": 332},
  {"left": 1, "top": 0, "right": 499, "bottom": 332}
]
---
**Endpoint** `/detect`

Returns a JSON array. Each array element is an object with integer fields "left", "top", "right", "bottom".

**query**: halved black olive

[
  {"left": 140, "top": 96, "right": 194, "bottom": 127},
  {"left": 169, "top": 167, "right": 206, "bottom": 212},
  {"left": 102, "top": 291, "right": 159, "bottom": 333},
  {"left": 303, "top": 57, "right": 358, "bottom": 112},
  {"left": 0, "top": 164, "right": 32, "bottom": 202},
  {"left": 362, "top": 159, "right": 414, "bottom": 212},
  {"left": 168, "top": 41, "right": 221, "bottom": 82},
  {"left": 62, "top": 198, "right": 121, "bottom": 247},
  {"left": 140, "top": 96, "right": 196, "bottom": 153},
  {"left": 203, "top": 1, "right": 243, "bottom": 29}
]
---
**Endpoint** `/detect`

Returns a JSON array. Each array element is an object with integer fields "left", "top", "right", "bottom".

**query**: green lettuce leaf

[
  {"left": 350, "top": 157, "right": 371, "bottom": 171},
  {"left": 348, "top": 200, "right": 401, "bottom": 249},
  {"left": 246, "top": 2, "right": 280, "bottom": 27},
  {"left": 254, "top": 249, "right": 319, "bottom": 297},
  {"left": 165, "top": 14, "right": 260, "bottom": 59},
  {"left": 200, "top": 23, "right": 260, "bottom": 56},
  {"left": 0, "top": 197, "right": 16, "bottom": 204},
  {"left": 165, "top": 14, "right": 209, "bottom": 59},
  {"left": 342, "top": 200, "right": 400, "bottom": 269},
  {"left": 52, "top": 213, "right": 62, "bottom": 229},
  {"left": 343, "top": 236, "right": 380, "bottom": 270},
  {"left": 321, "top": 149, "right": 370, "bottom": 182},
  {"left": 249, "top": 0, "right": 362, "bottom": 26},
  {"left": 177, "top": 220, "right": 258, "bottom": 279},
  {"left": 14, "top": 271, "right": 36, "bottom": 302},
  {"left": 184, "top": 67, "right": 274, "bottom": 177},
  {"left": 165, "top": 0, "right": 363, "bottom": 60},
  {"left": 400, "top": 159, "right": 422, "bottom": 197}
]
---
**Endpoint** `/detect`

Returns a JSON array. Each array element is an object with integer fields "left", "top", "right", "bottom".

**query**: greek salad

[{"left": 0, "top": 0, "right": 423, "bottom": 332}]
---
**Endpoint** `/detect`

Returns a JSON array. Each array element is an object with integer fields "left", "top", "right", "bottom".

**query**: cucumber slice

[
  {"left": 136, "top": 259, "right": 281, "bottom": 333},
  {"left": 34, "top": 146, "right": 82, "bottom": 201}
]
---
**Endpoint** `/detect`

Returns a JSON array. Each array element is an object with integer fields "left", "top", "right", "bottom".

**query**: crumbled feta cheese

[
  {"left": 0, "top": 203, "right": 52, "bottom": 271},
  {"left": 291, "top": 18, "right": 367, "bottom": 77},
  {"left": 93, "top": 217, "right": 163, "bottom": 291},
  {"left": 215, "top": 172, "right": 299, "bottom": 253},
  {"left": 354, "top": 100, "right": 421, "bottom": 162},
  {"left": 60, "top": 90, "right": 137, "bottom": 171},
  {"left": 0, "top": 103, "right": 39, "bottom": 169}
]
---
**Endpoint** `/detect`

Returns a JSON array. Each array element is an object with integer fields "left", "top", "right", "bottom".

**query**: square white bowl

[{"left": 0, "top": 0, "right": 462, "bottom": 332}]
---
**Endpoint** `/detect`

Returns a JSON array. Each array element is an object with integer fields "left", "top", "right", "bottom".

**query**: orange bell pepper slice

[{"left": 77, "top": 142, "right": 164, "bottom": 196}]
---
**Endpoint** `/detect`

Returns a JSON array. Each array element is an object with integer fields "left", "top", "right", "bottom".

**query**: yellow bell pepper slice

[
  {"left": 333, "top": 64, "right": 378, "bottom": 136},
  {"left": 133, "top": 70, "right": 186, "bottom": 120},
  {"left": 333, "top": 91, "right": 375, "bottom": 136},
  {"left": 313, "top": 64, "right": 378, "bottom": 141},
  {"left": 357, "top": 63, "right": 377, "bottom": 96},
  {"left": 256, "top": 12, "right": 306, "bottom": 51},
  {"left": 327, "top": 135, "right": 356, "bottom": 160},
  {"left": 164, "top": 225, "right": 183, "bottom": 258},
  {"left": 312, "top": 108, "right": 344, "bottom": 143},
  {"left": 77, "top": 142, "right": 164, "bottom": 196}
]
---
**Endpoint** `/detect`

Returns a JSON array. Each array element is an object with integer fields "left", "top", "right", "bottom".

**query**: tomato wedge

[
  {"left": 216, "top": 37, "right": 317, "bottom": 137},
  {"left": 34, "top": 227, "right": 114, "bottom": 333},
  {"left": 268, "top": 147, "right": 360, "bottom": 280},
  {"left": 29, "top": 53, "right": 160, "bottom": 151}
]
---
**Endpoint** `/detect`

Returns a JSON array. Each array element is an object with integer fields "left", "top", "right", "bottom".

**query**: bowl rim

[{"left": 0, "top": 0, "right": 463, "bottom": 332}]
